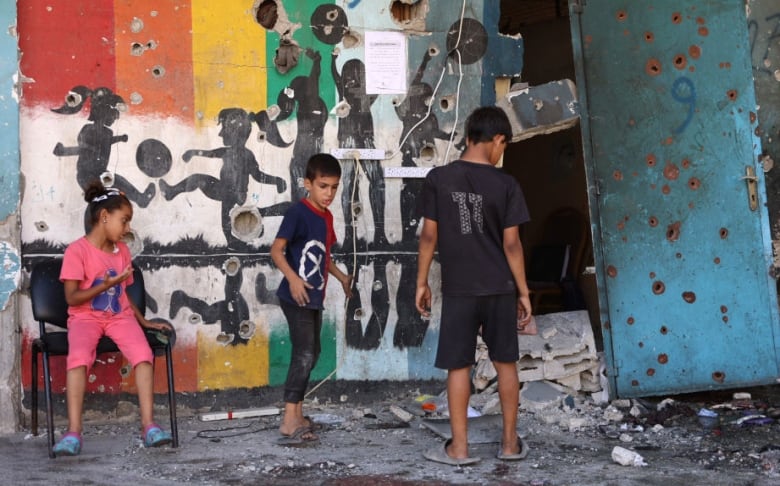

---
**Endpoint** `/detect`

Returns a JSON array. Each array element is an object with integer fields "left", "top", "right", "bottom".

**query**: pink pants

[{"left": 66, "top": 314, "right": 153, "bottom": 370}]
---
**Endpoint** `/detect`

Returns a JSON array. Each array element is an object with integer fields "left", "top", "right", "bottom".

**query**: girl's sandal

[
  {"left": 143, "top": 423, "right": 173, "bottom": 447},
  {"left": 53, "top": 432, "right": 82, "bottom": 457}
]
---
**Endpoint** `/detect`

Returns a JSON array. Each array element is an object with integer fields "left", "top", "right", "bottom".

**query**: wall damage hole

[
  {"left": 255, "top": 0, "right": 279, "bottom": 29},
  {"left": 631, "top": 380, "right": 639, "bottom": 386},
  {"left": 372, "top": 280, "right": 383, "bottom": 291},
  {"left": 612, "top": 170, "right": 623, "bottom": 181},
  {"left": 129, "top": 92, "right": 143, "bottom": 105},
  {"left": 722, "top": 315, "right": 729, "bottom": 323},
  {"left": 151, "top": 65, "right": 165, "bottom": 78},
  {"left": 222, "top": 257, "right": 241, "bottom": 277},
  {"left": 230, "top": 206, "right": 263, "bottom": 242},
  {"left": 439, "top": 95, "right": 455, "bottom": 112},
  {"left": 689, "top": 45, "right": 701, "bottom": 59},
  {"left": 673, "top": 54, "right": 687, "bottom": 70},
  {"left": 342, "top": 29, "right": 360, "bottom": 48},
  {"left": 238, "top": 320, "right": 256, "bottom": 340},
  {"left": 646, "top": 153, "right": 656, "bottom": 167},
  {"left": 648, "top": 216, "right": 658, "bottom": 227},
  {"left": 750, "top": 112, "right": 757, "bottom": 124},
  {"left": 652, "top": 280, "right": 666, "bottom": 295},
  {"left": 672, "top": 12, "right": 682, "bottom": 24},
  {"left": 719, "top": 227, "right": 728, "bottom": 239},
  {"left": 131, "top": 42, "right": 145, "bottom": 56},
  {"left": 666, "top": 222, "right": 680, "bottom": 241},
  {"left": 647, "top": 368, "right": 655, "bottom": 376},
  {"left": 34, "top": 221, "right": 49, "bottom": 232},
  {"left": 657, "top": 353, "right": 669, "bottom": 364},
  {"left": 661, "top": 184, "right": 671, "bottom": 195},
  {"left": 714, "top": 257, "right": 721, "bottom": 264},
  {"left": 147, "top": 40, "right": 158, "bottom": 50},
  {"left": 644, "top": 31, "right": 654, "bottom": 42},
  {"left": 353, "top": 308, "right": 365, "bottom": 320},
  {"left": 660, "top": 325, "right": 668, "bottom": 335},
  {"left": 607, "top": 265, "right": 618, "bottom": 278},
  {"left": 130, "top": 17, "right": 144, "bottom": 33},
  {"left": 615, "top": 10, "right": 627, "bottom": 21},
  {"left": 720, "top": 305, "right": 728, "bottom": 314},
  {"left": 698, "top": 26, "right": 709, "bottom": 36},
  {"left": 645, "top": 58, "right": 662, "bottom": 76},
  {"left": 663, "top": 162, "right": 680, "bottom": 180},
  {"left": 649, "top": 272, "right": 656, "bottom": 278},
  {"left": 627, "top": 316, "right": 635, "bottom": 325},
  {"left": 617, "top": 221, "right": 625, "bottom": 231},
  {"left": 711, "top": 371, "right": 725, "bottom": 383},
  {"left": 682, "top": 291, "right": 696, "bottom": 303},
  {"left": 687, "top": 177, "right": 700, "bottom": 190},
  {"left": 391, "top": 0, "right": 424, "bottom": 24},
  {"left": 726, "top": 89, "right": 737, "bottom": 102},
  {"left": 216, "top": 332, "right": 235, "bottom": 345},
  {"left": 638, "top": 341, "right": 644, "bottom": 348},
  {"left": 188, "top": 313, "right": 203, "bottom": 325},
  {"left": 420, "top": 144, "right": 436, "bottom": 162},
  {"left": 120, "top": 364, "right": 132, "bottom": 378}
]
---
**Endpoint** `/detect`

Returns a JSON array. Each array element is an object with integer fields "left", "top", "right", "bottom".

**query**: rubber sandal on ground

[
  {"left": 277, "top": 426, "right": 319, "bottom": 447},
  {"left": 143, "top": 424, "right": 173, "bottom": 448},
  {"left": 53, "top": 432, "right": 82, "bottom": 457},
  {"left": 496, "top": 437, "right": 529, "bottom": 461},
  {"left": 423, "top": 439, "right": 480, "bottom": 466},
  {"left": 303, "top": 415, "right": 324, "bottom": 431}
]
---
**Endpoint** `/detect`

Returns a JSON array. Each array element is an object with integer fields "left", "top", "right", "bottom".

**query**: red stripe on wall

[{"left": 19, "top": 0, "right": 117, "bottom": 109}]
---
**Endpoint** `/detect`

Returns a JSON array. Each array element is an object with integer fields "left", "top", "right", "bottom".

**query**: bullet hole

[
  {"left": 722, "top": 315, "right": 729, "bottom": 323},
  {"left": 631, "top": 380, "right": 639, "bottom": 386},
  {"left": 129, "top": 92, "right": 143, "bottom": 105},
  {"left": 429, "top": 46, "right": 440, "bottom": 57},
  {"left": 648, "top": 216, "right": 658, "bottom": 227},
  {"left": 689, "top": 45, "right": 701, "bottom": 59},
  {"left": 676, "top": 252, "right": 683, "bottom": 259},
  {"left": 647, "top": 368, "right": 655, "bottom": 376},
  {"left": 131, "top": 42, "right": 145, "bottom": 56},
  {"left": 274, "top": 38, "right": 301, "bottom": 74},
  {"left": 255, "top": 0, "right": 279, "bottom": 29},
  {"left": 673, "top": 54, "right": 687, "bottom": 70},
  {"left": 628, "top": 118, "right": 636, "bottom": 126},
  {"left": 750, "top": 112, "right": 757, "bottom": 124},
  {"left": 698, "top": 26, "right": 709, "bottom": 36},
  {"left": 151, "top": 65, "right": 165, "bottom": 78},
  {"left": 391, "top": 0, "right": 424, "bottom": 24},
  {"left": 120, "top": 364, "right": 132, "bottom": 378},
  {"left": 64, "top": 90, "right": 83, "bottom": 107},
  {"left": 672, "top": 12, "right": 682, "bottom": 24},
  {"left": 663, "top": 162, "right": 680, "bottom": 180},
  {"left": 440, "top": 95, "right": 455, "bottom": 112},
  {"left": 533, "top": 99, "right": 545, "bottom": 111},
  {"left": 719, "top": 227, "right": 728, "bottom": 239},
  {"left": 613, "top": 170, "right": 623, "bottom": 181},
  {"left": 688, "top": 177, "right": 700, "bottom": 190},
  {"left": 147, "top": 40, "right": 158, "bottom": 50},
  {"left": 188, "top": 313, "right": 203, "bottom": 325},
  {"left": 645, "top": 58, "right": 662, "bottom": 76},
  {"left": 88, "top": 374, "right": 97, "bottom": 383},
  {"left": 726, "top": 89, "right": 737, "bottom": 102},
  {"left": 352, "top": 201, "right": 363, "bottom": 217},
  {"left": 130, "top": 17, "right": 144, "bottom": 33},
  {"left": 649, "top": 272, "right": 656, "bottom": 278},
  {"left": 223, "top": 257, "right": 241, "bottom": 277},
  {"left": 216, "top": 332, "right": 235, "bottom": 345},
  {"left": 711, "top": 371, "right": 725, "bottom": 383},
  {"left": 390, "top": 97, "right": 402, "bottom": 107},
  {"left": 660, "top": 326, "right": 668, "bottom": 335},
  {"left": 616, "top": 10, "right": 627, "bottom": 21},
  {"left": 35, "top": 221, "right": 49, "bottom": 232},
  {"left": 333, "top": 100, "right": 351, "bottom": 118},
  {"left": 238, "top": 320, "right": 256, "bottom": 340},
  {"left": 662, "top": 184, "right": 671, "bottom": 195},
  {"left": 714, "top": 257, "right": 721, "bottom": 264},
  {"left": 682, "top": 291, "right": 696, "bottom": 303},
  {"left": 353, "top": 308, "right": 365, "bottom": 320},
  {"left": 420, "top": 145, "right": 436, "bottom": 162},
  {"left": 720, "top": 305, "right": 728, "bottom": 313},
  {"left": 666, "top": 222, "right": 680, "bottom": 242},
  {"left": 342, "top": 29, "right": 360, "bottom": 48},
  {"left": 638, "top": 341, "right": 644, "bottom": 347},
  {"left": 607, "top": 265, "right": 617, "bottom": 278},
  {"left": 627, "top": 316, "right": 635, "bottom": 325},
  {"left": 617, "top": 221, "right": 625, "bottom": 231},
  {"left": 646, "top": 154, "right": 656, "bottom": 167},
  {"left": 663, "top": 136, "right": 674, "bottom": 146},
  {"left": 230, "top": 206, "right": 263, "bottom": 242},
  {"left": 652, "top": 280, "right": 666, "bottom": 295},
  {"left": 657, "top": 353, "right": 668, "bottom": 364},
  {"left": 644, "top": 31, "right": 654, "bottom": 42},
  {"left": 372, "top": 280, "right": 383, "bottom": 291}
]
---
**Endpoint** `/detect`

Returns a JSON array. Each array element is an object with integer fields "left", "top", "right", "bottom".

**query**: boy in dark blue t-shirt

[{"left": 270, "top": 153, "right": 353, "bottom": 446}]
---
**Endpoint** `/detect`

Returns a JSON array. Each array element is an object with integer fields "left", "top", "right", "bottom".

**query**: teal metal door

[{"left": 570, "top": 0, "right": 780, "bottom": 397}]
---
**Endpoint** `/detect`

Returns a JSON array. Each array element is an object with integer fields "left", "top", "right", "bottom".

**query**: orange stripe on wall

[{"left": 114, "top": 1, "right": 195, "bottom": 121}]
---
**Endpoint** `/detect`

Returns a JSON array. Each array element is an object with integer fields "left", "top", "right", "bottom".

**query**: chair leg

[
  {"left": 164, "top": 344, "right": 178, "bottom": 447},
  {"left": 31, "top": 347, "right": 38, "bottom": 436},
  {"left": 41, "top": 353, "right": 55, "bottom": 458}
]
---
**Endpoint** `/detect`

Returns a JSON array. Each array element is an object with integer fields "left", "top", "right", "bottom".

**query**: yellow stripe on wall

[
  {"left": 197, "top": 327, "right": 269, "bottom": 390},
  {"left": 191, "top": 1, "right": 267, "bottom": 129}
]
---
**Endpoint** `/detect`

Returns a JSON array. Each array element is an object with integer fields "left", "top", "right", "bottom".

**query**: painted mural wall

[{"left": 17, "top": 0, "right": 523, "bottom": 395}]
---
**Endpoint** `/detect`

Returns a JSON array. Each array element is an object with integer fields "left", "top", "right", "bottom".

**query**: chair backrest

[{"left": 30, "top": 258, "right": 146, "bottom": 330}]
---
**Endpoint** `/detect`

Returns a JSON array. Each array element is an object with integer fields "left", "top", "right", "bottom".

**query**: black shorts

[{"left": 434, "top": 293, "right": 519, "bottom": 370}]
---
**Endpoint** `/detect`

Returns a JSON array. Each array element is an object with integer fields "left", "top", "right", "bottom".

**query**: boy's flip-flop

[
  {"left": 423, "top": 439, "right": 480, "bottom": 466},
  {"left": 53, "top": 432, "right": 82, "bottom": 457},
  {"left": 496, "top": 437, "right": 529, "bottom": 461},
  {"left": 303, "top": 415, "right": 324, "bottom": 431},
  {"left": 277, "top": 426, "right": 319, "bottom": 447},
  {"left": 143, "top": 423, "right": 173, "bottom": 448}
]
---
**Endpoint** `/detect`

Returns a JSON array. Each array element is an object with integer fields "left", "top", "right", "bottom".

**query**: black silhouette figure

[
  {"left": 52, "top": 86, "right": 155, "bottom": 207},
  {"left": 159, "top": 107, "right": 288, "bottom": 249}
]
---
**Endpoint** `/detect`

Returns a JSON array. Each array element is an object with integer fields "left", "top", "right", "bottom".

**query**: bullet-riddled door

[{"left": 570, "top": 0, "right": 780, "bottom": 397}]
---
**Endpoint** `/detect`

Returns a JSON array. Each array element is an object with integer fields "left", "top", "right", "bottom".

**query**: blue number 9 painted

[{"left": 671, "top": 77, "right": 696, "bottom": 134}]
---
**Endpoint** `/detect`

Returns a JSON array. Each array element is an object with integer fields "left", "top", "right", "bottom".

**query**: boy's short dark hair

[
  {"left": 305, "top": 153, "right": 341, "bottom": 180},
  {"left": 465, "top": 106, "right": 513, "bottom": 144}
]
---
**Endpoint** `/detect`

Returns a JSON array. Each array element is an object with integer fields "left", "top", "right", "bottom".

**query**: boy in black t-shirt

[
  {"left": 270, "top": 153, "right": 353, "bottom": 446},
  {"left": 416, "top": 106, "right": 532, "bottom": 465}
]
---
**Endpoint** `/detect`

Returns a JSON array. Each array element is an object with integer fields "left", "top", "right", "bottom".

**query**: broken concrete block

[
  {"left": 520, "top": 380, "right": 567, "bottom": 413},
  {"left": 498, "top": 79, "right": 580, "bottom": 142}
]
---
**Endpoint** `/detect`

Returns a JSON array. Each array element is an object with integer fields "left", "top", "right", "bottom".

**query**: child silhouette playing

[
  {"left": 416, "top": 106, "right": 532, "bottom": 465},
  {"left": 270, "top": 154, "right": 353, "bottom": 446},
  {"left": 53, "top": 180, "right": 174, "bottom": 456}
]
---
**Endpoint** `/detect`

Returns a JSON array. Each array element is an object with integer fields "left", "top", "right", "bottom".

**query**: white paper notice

[{"left": 365, "top": 31, "right": 407, "bottom": 95}]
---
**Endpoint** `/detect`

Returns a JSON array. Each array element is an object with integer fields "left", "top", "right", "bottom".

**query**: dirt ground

[{"left": 5, "top": 380, "right": 780, "bottom": 485}]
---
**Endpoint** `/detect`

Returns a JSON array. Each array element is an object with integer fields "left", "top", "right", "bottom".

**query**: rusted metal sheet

[{"left": 571, "top": 0, "right": 780, "bottom": 397}]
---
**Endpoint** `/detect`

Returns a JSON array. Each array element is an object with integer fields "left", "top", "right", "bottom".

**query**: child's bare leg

[
  {"left": 446, "top": 366, "right": 472, "bottom": 459},
  {"left": 494, "top": 360, "right": 520, "bottom": 455},
  {"left": 65, "top": 366, "right": 87, "bottom": 433},
  {"left": 134, "top": 361, "right": 155, "bottom": 429},
  {"left": 280, "top": 401, "right": 309, "bottom": 435}
]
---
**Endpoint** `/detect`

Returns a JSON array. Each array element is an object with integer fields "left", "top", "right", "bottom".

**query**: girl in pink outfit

[{"left": 53, "top": 180, "right": 173, "bottom": 456}]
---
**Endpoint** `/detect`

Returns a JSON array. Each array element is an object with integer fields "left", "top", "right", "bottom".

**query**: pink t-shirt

[{"left": 60, "top": 237, "right": 135, "bottom": 320}]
